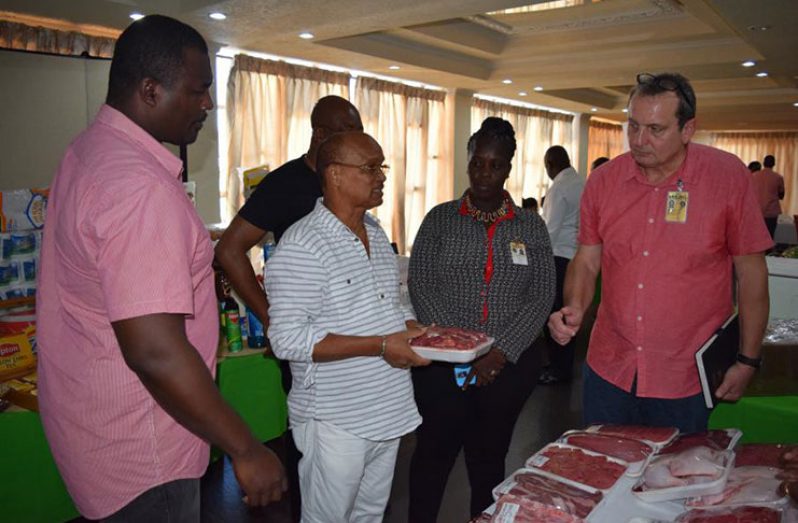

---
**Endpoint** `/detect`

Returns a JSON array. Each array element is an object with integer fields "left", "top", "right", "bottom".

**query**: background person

[
  {"left": 752, "top": 154, "right": 785, "bottom": 239},
  {"left": 36, "top": 15, "right": 285, "bottom": 521},
  {"left": 407, "top": 117, "right": 555, "bottom": 521},
  {"left": 548, "top": 72, "right": 772, "bottom": 434}
]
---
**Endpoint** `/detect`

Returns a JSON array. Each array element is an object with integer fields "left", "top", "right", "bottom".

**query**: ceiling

[{"left": 2, "top": 0, "right": 797, "bottom": 130}]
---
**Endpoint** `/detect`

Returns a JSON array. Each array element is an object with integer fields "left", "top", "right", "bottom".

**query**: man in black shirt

[{"left": 214, "top": 95, "right": 363, "bottom": 521}]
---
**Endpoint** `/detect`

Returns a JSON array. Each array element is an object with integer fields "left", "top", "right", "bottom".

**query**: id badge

[
  {"left": 665, "top": 191, "right": 689, "bottom": 223},
  {"left": 454, "top": 364, "right": 476, "bottom": 387},
  {"left": 510, "top": 240, "right": 528, "bottom": 265}
]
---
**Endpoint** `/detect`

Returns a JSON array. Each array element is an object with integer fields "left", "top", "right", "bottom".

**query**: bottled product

[
  {"left": 221, "top": 295, "right": 243, "bottom": 353},
  {"left": 246, "top": 307, "right": 266, "bottom": 348}
]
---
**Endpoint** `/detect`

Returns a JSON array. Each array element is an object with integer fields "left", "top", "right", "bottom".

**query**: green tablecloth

[
  {"left": 709, "top": 395, "right": 798, "bottom": 443},
  {"left": 0, "top": 351, "right": 287, "bottom": 523}
]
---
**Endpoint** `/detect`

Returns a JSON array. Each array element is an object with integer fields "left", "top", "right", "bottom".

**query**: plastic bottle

[
  {"left": 246, "top": 307, "right": 266, "bottom": 348},
  {"left": 222, "top": 294, "right": 243, "bottom": 353}
]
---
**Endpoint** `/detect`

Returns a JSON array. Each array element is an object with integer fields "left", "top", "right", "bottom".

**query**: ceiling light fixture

[
  {"left": 756, "top": 72, "right": 769, "bottom": 78},
  {"left": 518, "top": 91, "right": 528, "bottom": 96},
  {"left": 129, "top": 12, "right": 145, "bottom": 21},
  {"left": 794, "top": 102, "right": 798, "bottom": 107},
  {"left": 388, "top": 65, "right": 400, "bottom": 70},
  {"left": 502, "top": 79, "right": 513, "bottom": 84},
  {"left": 741, "top": 60, "right": 756, "bottom": 67},
  {"left": 209, "top": 12, "right": 227, "bottom": 20},
  {"left": 299, "top": 32, "right": 315, "bottom": 40},
  {"left": 622, "top": 108, "right": 628, "bottom": 113},
  {"left": 590, "top": 107, "right": 597, "bottom": 112},
  {"left": 747, "top": 25, "right": 771, "bottom": 31},
  {"left": 533, "top": 86, "right": 543, "bottom": 92}
]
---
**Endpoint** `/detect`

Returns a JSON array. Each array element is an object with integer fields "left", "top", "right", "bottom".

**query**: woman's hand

[{"left": 464, "top": 348, "right": 506, "bottom": 390}]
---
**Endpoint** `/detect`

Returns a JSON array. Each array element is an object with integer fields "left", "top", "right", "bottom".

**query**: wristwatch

[{"left": 736, "top": 353, "right": 762, "bottom": 369}]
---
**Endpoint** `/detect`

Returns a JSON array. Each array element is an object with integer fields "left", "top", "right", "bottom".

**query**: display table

[
  {"left": 709, "top": 396, "right": 798, "bottom": 444},
  {"left": 0, "top": 349, "right": 287, "bottom": 523}
]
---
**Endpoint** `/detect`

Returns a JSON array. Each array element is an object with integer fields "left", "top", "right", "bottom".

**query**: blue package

[{"left": 454, "top": 364, "right": 477, "bottom": 387}]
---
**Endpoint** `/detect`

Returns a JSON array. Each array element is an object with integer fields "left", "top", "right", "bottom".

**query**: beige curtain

[
  {"left": 588, "top": 120, "right": 624, "bottom": 172},
  {"left": 701, "top": 132, "right": 798, "bottom": 215},
  {"left": 225, "top": 55, "right": 350, "bottom": 220},
  {"left": 0, "top": 20, "right": 115, "bottom": 57},
  {"left": 471, "top": 98, "right": 574, "bottom": 205},
  {"left": 354, "top": 78, "right": 450, "bottom": 253}
]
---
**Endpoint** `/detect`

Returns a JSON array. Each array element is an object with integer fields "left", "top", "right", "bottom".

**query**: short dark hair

[
  {"left": 630, "top": 72, "right": 696, "bottom": 129},
  {"left": 521, "top": 197, "right": 538, "bottom": 210},
  {"left": 467, "top": 117, "right": 516, "bottom": 161},
  {"left": 763, "top": 155, "right": 775, "bottom": 168},
  {"left": 545, "top": 145, "right": 571, "bottom": 170},
  {"left": 107, "top": 15, "right": 208, "bottom": 105},
  {"left": 748, "top": 161, "right": 762, "bottom": 172},
  {"left": 591, "top": 156, "right": 610, "bottom": 171}
]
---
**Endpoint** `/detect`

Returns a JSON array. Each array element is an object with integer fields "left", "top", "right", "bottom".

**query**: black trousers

[
  {"left": 764, "top": 216, "right": 778, "bottom": 240},
  {"left": 408, "top": 340, "right": 543, "bottom": 521},
  {"left": 280, "top": 359, "right": 302, "bottom": 523},
  {"left": 100, "top": 478, "right": 199, "bottom": 523},
  {"left": 545, "top": 256, "right": 576, "bottom": 379}
]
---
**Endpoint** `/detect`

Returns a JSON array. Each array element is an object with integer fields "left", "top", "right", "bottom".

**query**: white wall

[{"left": 0, "top": 49, "right": 220, "bottom": 224}]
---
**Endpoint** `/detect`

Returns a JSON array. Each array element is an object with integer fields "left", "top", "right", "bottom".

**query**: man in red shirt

[
  {"left": 548, "top": 72, "right": 772, "bottom": 433},
  {"left": 752, "top": 154, "right": 785, "bottom": 239}
]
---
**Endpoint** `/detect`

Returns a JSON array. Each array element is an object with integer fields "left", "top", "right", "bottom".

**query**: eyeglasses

[
  {"left": 331, "top": 162, "right": 390, "bottom": 177},
  {"left": 636, "top": 73, "right": 694, "bottom": 113}
]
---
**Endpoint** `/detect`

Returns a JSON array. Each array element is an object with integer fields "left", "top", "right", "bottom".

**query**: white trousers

[{"left": 292, "top": 419, "right": 400, "bottom": 523}]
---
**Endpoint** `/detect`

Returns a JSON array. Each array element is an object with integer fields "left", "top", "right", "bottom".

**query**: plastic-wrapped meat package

[
  {"left": 661, "top": 430, "right": 739, "bottom": 455},
  {"left": 687, "top": 466, "right": 785, "bottom": 507},
  {"left": 560, "top": 431, "right": 655, "bottom": 463},
  {"left": 501, "top": 471, "right": 603, "bottom": 519},
  {"left": 590, "top": 424, "right": 679, "bottom": 446},
  {"left": 469, "top": 513, "right": 493, "bottom": 522},
  {"left": 529, "top": 444, "right": 627, "bottom": 490},
  {"left": 674, "top": 505, "right": 782, "bottom": 522},
  {"left": 641, "top": 446, "right": 727, "bottom": 489},
  {"left": 491, "top": 494, "right": 583, "bottom": 522},
  {"left": 410, "top": 326, "right": 489, "bottom": 349},
  {"left": 735, "top": 444, "right": 794, "bottom": 468}
]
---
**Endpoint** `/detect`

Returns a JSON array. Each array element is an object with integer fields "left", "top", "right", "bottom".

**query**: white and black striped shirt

[{"left": 265, "top": 199, "right": 421, "bottom": 441}]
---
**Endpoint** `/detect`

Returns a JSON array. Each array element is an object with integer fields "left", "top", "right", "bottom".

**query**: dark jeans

[
  {"left": 582, "top": 362, "right": 711, "bottom": 434},
  {"left": 764, "top": 216, "right": 778, "bottom": 240},
  {"left": 100, "top": 478, "right": 199, "bottom": 523},
  {"left": 408, "top": 340, "right": 543, "bottom": 521},
  {"left": 280, "top": 359, "right": 302, "bottom": 523},
  {"left": 545, "top": 256, "right": 575, "bottom": 379}
]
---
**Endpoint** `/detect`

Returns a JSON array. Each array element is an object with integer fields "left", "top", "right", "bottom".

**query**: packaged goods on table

[
  {"left": 674, "top": 505, "right": 783, "bottom": 523},
  {"left": 660, "top": 430, "right": 742, "bottom": 456},
  {"left": 587, "top": 424, "right": 680, "bottom": 448},
  {"left": 634, "top": 446, "right": 734, "bottom": 502},
  {"left": 492, "top": 494, "right": 584, "bottom": 522},
  {"left": 686, "top": 466, "right": 787, "bottom": 509},
  {"left": 492, "top": 468, "right": 604, "bottom": 519},
  {"left": 526, "top": 443, "right": 628, "bottom": 491},
  {"left": 559, "top": 430, "right": 656, "bottom": 476},
  {"left": 735, "top": 444, "right": 795, "bottom": 468}
]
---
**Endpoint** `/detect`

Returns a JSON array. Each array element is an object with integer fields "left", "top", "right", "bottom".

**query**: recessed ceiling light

[
  {"left": 793, "top": 102, "right": 798, "bottom": 107},
  {"left": 209, "top": 12, "right": 227, "bottom": 20},
  {"left": 388, "top": 65, "right": 400, "bottom": 70},
  {"left": 129, "top": 12, "right": 145, "bottom": 21},
  {"left": 502, "top": 79, "right": 513, "bottom": 84},
  {"left": 756, "top": 72, "right": 769, "bottom": 78},
  {"left": 741, "top": 60, "right": 756, "bottom": 68},
  {"left": 590, "top": 107, "right": 597, "bottom": 112},
  {"left": 519, "top": 91, "right": 528, "bottom": 96},
  {"left": 622, "top": 108, "right": 628, "bottom": 113},
  {"left": 299, "top": 32, "right": 315, "bottom": 40},
  {"left": 747, "top": 25, "right": 771, "bottom": 31},
  {"left": 533, "top": 86, "right": 543, "bottom": 92}
]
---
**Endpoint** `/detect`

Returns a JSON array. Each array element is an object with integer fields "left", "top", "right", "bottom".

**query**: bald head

[{"left": 307, "top": 96, "right": 363, "bottom": 167}]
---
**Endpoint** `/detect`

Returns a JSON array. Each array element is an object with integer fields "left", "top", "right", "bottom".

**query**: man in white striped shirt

[{"left": 265, "top": 131, "right": 430, "bottom": 522}]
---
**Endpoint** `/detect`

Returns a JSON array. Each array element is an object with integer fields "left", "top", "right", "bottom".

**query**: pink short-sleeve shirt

[
  {"left": 579, "top": 143, "right": 772, "bottom": 399},
  {"left": 36, "top": 105, "right": 218, "bottom": 519}
]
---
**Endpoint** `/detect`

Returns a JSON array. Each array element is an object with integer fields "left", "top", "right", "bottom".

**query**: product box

[{"left": 0, "top": 188, "right": 48, "bottom": 232}]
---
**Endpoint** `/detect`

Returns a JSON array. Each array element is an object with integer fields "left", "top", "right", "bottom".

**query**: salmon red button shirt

[
  {"left": 36, "top": 105, "right": 218, "bottom": 519},
  {"left": 579, "top": 143, "right": 772, "bottom": 399}
]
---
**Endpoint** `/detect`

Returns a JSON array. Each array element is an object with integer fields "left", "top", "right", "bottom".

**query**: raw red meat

[
  {"left": 469, "top": 513, "right": 492, "bottom": 523},
  {"left": 640, "top": 446, "right": 727, "bottom": 490},
  {"left": 735, "top": 444, "right": 793, "bottom": 468},
  {"left": 660, "top": 430, "right": 735, "bottom": 455},
  {"left": 500, "top": 471, "right": 603, "bottom": 519},
  {"left": 410, "top": 326, "right": 489, "bottom": 350},
  {"left": 561, "top": 432, "right": 654, "bottom": 463},
  {"left": 686, "top": 466, "right": 783, "bottom": 507},
  {"left": 674, "top": 505, "right": 781, "bottom": 523},
  {"left": 530, "top": 445, "right": 627, "bottom": 490},
  {"left": 592, "top": 424, "right": 678, "bottom": 445},
  {"left": 492, "top": 494, "right": 583, "bottom": 522}
]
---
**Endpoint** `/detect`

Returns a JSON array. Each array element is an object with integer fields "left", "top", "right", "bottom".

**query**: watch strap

[{"left": 736, "top": 353, "right": 762, "bottom": 369}]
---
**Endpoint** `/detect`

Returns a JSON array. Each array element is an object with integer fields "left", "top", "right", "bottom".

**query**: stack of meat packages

[{"left": 471, "top": 426, "right": 795, "bottom": 522}]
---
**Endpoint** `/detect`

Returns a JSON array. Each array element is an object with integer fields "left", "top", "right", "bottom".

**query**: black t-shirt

[{"left": 237, "top": 156, "right": 322, "bottom": 243}]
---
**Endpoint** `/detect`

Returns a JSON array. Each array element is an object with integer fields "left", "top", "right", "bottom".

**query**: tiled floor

[{"left": 198, "top": 319, "right": 593, "bottom": 523}]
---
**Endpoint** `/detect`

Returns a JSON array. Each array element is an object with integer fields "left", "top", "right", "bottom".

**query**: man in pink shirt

[
  {"left": 548, "top": 72, "right": 772, "bottom": 433},
  {"left": 37, "top": 15, "right": 285, "bottom": 521},
  {"left": 752, "top": 154, "right": 785, "bottom": 239}
]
